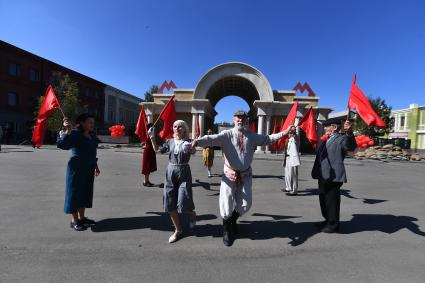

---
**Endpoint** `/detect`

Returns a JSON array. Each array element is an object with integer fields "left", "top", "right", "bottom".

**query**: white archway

[{"left": 193, "top": 62, "right": 274, "bottom": 102}]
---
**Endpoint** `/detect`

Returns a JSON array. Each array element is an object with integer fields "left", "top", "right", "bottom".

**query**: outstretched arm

[
  {"left": 253, "top": 125, "right": 293, "bottom": 146},
  {"left": 192, "top": 132, "right": 225, "bottom": 148}
]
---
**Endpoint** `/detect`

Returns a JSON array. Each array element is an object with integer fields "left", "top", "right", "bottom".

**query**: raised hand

[
  {"left": 63, "top": 117, "right": 72, "bottom": 134},
  {"left": 343, "top": 120, "right": 353, "bottom": 131}
]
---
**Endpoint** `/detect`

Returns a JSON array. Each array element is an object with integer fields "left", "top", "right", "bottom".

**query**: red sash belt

[{"left": 224, "top": 163, "right": 251, "bottom": 184}]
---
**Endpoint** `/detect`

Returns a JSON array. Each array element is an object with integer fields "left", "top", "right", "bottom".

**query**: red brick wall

[{"left": 0, "top": 40, "right": 106, "bottom": 140}]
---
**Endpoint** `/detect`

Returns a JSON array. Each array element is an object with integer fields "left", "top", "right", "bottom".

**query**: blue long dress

[{"left": 57, "top": 129, "right": 100, "bottom": 214}]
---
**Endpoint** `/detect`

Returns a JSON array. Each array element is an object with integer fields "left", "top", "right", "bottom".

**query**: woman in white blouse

[
  {"left": 149, "top": 120, "right": 197, "bottom": 243},
  {"left": 283, "top": 126, "right": 301, "bottom": 195}
]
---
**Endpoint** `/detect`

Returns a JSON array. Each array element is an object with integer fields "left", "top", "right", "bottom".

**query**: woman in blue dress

[
  {"left": 149, "top": 120, "right": 197, "bottom": 243},
  {"left": 57, "top": 113, "right": 100, "bottom": 231}
]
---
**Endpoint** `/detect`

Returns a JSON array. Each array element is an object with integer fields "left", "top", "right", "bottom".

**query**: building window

[
  {"left": 7, "top": 92, "right": 18, "bottom": 106},
  {"left": 108, "top": 109, "right": 115, "bottom": 122},
  {"left": 85, "top": 87, "right": 91, "bottom": 97},
  {"left": 9, "top": 63, "right": 21, "bottom": 76},
  {"left": 29, "top": 68, "right": 40, "bottom": 81},
  {"left": 400, "top": 116, "right": 405, "bottom": 128}
]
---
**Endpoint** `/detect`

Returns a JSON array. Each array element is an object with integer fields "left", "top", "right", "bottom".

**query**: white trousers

[
  {"left": 219, "top": 167, "right": 252, "bottom": 219},
  {"left": 285, "top": 162, "right": 298, "bottom": 193}
]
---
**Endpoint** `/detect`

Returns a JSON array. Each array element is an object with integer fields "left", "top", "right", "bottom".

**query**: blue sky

[{"left": 1, "top": 0, "right": 424, "bottom": 122}]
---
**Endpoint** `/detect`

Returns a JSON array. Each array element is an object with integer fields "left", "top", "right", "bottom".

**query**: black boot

[
  {"left": 222, "top": 218, "right": 233, "bottom": 247},
  {"left": 231, "top": 211, "right": 240, "bottom": 235}
]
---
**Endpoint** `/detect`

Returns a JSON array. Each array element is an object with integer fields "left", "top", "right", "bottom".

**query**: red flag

[
  {"left": 270, "top": 117, "right": 278, "bottom": 150},
  {"left": 298, "top": 107, "right": 318, "bottom": 148},
  {"left": 135, "top": 105, "right": 148, "bottom": 142},
  {"left": 31, "top": 85, "right": 62, "bottom": 148},
  {"left": 348, "top": 75, "right": 386, "bottom": 127},
  {"left": 158, "top": 96, "right": 176, "bottom": 140},
  {"left": 194, "top": 114, "right": 200, "bottom": 138},
  {"left": 249, "top": 121, "right": 256, "bottom": 132},
  {"left": 278, "top": 101, "right": 298, "bottom": 149}
]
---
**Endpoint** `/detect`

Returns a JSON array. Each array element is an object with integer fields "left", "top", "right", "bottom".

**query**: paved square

[{"left": 1, "top": 145, "right": 424, "bottom": 282}]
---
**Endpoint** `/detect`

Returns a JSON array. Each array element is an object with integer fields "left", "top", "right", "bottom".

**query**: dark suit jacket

[{"left": 311, "top": 133, "right": 357, "bottom": 183}]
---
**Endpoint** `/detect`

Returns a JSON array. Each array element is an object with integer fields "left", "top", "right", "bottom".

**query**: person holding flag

[
  {"left": 311, "top": 118, "right": 356, "bottom": 233},
  {"left": 282, "top": 126, "right": 300, "bottom": 195},
  {"left": 141, "top": 123, "right": 157, "bottom": 187},
  {"left": 149, "top": 119, "right": 197, "bottom": 244},
  {"left": 57, "top": 113, "right": 101, "bottom": 231},
  {"left": 135, "top": 105, "right": 157, "bottom": 187},
  {"left": 192, "top": 110, "right": 293, "bottom": 247}
]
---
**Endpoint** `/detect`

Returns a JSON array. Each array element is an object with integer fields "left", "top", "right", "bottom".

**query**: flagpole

[{"left": 59, "top": 107, "right": 65, "bottom": 118}]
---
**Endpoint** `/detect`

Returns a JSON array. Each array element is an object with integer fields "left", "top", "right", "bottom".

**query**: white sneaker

[{"left": 168, "top": 231, "right": 183, "bottom": 243}]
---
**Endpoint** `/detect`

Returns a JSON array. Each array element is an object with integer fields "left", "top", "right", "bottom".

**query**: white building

[{"left": 104, "top": 86, "right": 142, "bottom": 129}]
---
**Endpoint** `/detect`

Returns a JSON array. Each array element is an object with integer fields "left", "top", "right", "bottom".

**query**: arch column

[
  {"left": 191, "top": 113, "right": 197, "bottom": 139},
  {"left": 265, "top": 115, "right": 271, "bottom": 153},
  {"left": 199, "top": 113, "right": 205, "bottom": 137},
  {"left": 147, "top": 114, "right": 153, "bottom": 124},
  {"left": 256, "top": 115, "right": 265, "bottom": 152}
]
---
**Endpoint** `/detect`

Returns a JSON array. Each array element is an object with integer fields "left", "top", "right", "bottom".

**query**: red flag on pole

[
  {"left": 298, "top": 107, "right": 318, "bottom": 148},
  {"left": 31, "top": 85, "right": 62, "bottom": 148},
  {"left": 158, "top": 96, "right": 176, "bottom": 140},
  {"left": 249, "top": 121, "right": 256, "bottom": 132},
  {"left": 135, "top": 105, "right": 148, "bottom": 142},
  {"left": 278, "top": 101, "right": 299, "bottom": 150},
  {"left": 270, "top": 117, "right": 278, "bottom": 151},
  {"left": 195, "top": 114, "right": 200, "bottom": 138},
  {"left": 348, "top": 74, "right": 386, "bottom": 127}
]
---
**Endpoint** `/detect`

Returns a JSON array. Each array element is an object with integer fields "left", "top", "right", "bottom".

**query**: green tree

[
  {"left": 353, "top": 96, "right": 394, "bottom": 137},
  {"left": 35, "top": 72, "right": 83, "bottom": 131},
  {"left": 144, "top": 85, "right": 158, "bottom": 102}
]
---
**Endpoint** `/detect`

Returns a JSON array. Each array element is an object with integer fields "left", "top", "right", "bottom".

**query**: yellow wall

[{"left": 174, "top": 92, "right": 194, "bottom": 100}]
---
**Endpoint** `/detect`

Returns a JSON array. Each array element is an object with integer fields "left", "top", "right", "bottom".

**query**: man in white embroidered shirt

[{"left": 192, "top": 110, "right": 292, "bottom": 246}]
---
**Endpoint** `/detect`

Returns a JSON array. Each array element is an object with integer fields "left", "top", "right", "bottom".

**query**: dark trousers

[{"left": 318, "top": 180, "right": 342, "bottom": 229}]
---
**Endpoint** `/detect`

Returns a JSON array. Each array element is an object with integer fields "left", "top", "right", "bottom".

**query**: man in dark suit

[{"left": 312, "top": 118, "right": 356, "bottom": 233}]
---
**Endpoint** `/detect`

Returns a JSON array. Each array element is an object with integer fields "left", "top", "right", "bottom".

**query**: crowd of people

[{"left": 56, "top": 110, "right": 355, "bottom": 246}]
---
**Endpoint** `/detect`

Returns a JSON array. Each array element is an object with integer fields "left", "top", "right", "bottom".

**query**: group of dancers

[{"left": 57, "top": 110, "right": 355, "bottom": 246}]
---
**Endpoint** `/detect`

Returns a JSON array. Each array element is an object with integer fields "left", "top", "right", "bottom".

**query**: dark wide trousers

[{"left": 318, "top": 180, "right": 342, "bottom": 229}]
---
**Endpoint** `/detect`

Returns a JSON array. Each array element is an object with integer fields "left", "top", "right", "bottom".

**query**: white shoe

[{"left": 168, "top": 231, "right": 183, "bottom": 243}]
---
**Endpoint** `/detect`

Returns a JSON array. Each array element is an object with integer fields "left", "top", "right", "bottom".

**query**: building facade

[
  {"left": 142, "top": 62, "right": 333, "bottom": 152},
  {"left": 390, "top": 104, "right": 425, "bottom": 150},
  {"left": 0, "top": 40, "right": 141, "bottom": 143},
  {"left": 104, "top": 86, "right": 142, "bottom": 132}
]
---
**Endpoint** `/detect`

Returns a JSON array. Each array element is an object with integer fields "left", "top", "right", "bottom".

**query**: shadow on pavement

[
  {"left": 91, "top": 212, "right": 218, "bottom": 233},
  {"left": 193, "top": 213, "right": 425, "bottom": 246},
  {"left": 92, "top": 212, "right": 424, "bottom": 245},
  {"left": 193, "top": 179, "right": 220, "bottom": 191},
  {"left": 340, "top": 214, "right": 425, "bottom": 236},
  {"left": 252, "top": 174, "right": 283, "bottom": 180},
  {"left": 296, "top": 188, "right": 388, "bottom": 204}
]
